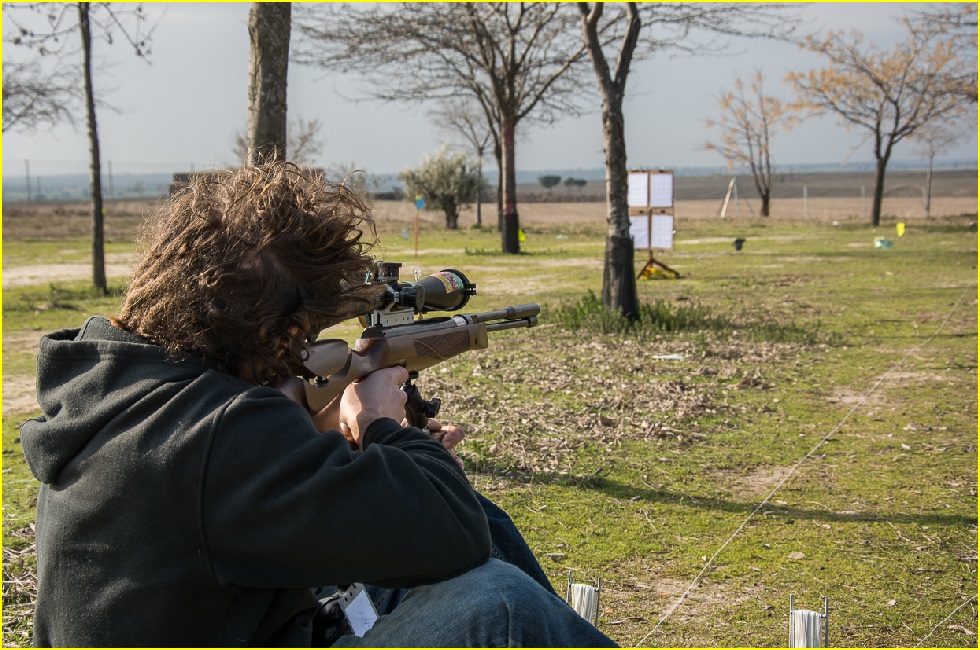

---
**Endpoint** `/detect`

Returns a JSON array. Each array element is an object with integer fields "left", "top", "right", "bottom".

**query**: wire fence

[{"left": 1, "top": 158, "right": 225, "bottom": 203}]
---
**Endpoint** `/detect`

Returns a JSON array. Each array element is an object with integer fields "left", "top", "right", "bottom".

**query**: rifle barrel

[
  {"left": 470, "top": 303, "right": 540, "bottom": 324},
  {"left": 485, "top": 316, "right": 538, "bottom": 332}
]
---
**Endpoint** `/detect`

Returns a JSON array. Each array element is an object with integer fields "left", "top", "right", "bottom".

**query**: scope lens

[{"left": 412, "top": 269, "right": 473, "bottom": 312}]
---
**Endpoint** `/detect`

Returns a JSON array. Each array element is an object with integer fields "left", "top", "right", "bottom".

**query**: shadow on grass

[{"left": 474, "top": 464, "right": 978, "bottom": 529}]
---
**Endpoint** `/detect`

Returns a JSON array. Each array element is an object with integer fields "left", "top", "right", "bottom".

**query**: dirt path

[
  {"left": 2, "top": 253, "right": 136, "bottom": 289},
  {"left": 3, "top": 375, "right": 38, "bottom": 416}
]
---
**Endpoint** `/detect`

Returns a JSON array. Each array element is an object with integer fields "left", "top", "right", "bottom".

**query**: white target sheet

[{"left": 630, "top": 214, "right": 674, "bottom": 250}]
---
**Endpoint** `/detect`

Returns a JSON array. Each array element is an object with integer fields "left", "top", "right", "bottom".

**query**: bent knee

[{"left": 457, "top": 559, "right": 559, "bottom": 615}]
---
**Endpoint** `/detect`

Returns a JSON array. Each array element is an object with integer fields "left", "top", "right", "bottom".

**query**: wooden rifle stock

[{"left": 296, "top": 304, "right": 539, "bottom": 424}]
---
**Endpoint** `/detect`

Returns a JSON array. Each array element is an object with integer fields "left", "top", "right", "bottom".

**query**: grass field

[{"left": 2, "top": 194, "right": 977, "bottom": 647}]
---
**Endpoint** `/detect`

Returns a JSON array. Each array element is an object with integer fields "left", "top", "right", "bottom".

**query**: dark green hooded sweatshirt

[{"left": 20, "top": 317, "right": 491, "bottom": 647}]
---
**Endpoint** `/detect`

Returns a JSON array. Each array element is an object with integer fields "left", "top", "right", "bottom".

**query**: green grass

[
  {"left": 548, "top": 289, "right": 833, "bottom": 344},
  {"left": 2, "top": 282, "right": 128, "bottom": 377},
  {"left": 1, "top": 239, "right": 135, "bottom": 267},
  {"left": 2, "top": 214, "right": 977, "bottom": 647}
]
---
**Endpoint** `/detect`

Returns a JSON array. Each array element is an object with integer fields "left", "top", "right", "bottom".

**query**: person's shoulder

[
  {"left": 76, "top": 316, "right": 142, "bottom": 343},
  {"left": 218, "top": 379, "right": 314, "bottom": 424}
]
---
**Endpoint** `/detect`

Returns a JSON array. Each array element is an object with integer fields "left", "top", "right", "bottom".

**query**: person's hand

[
  {"left": 418, "top": 418, "right": 466, "bottom": 471},
  {"left": 276, "top": 372, "right": 343, "bottom": 438},
  {"left": 311, "top": 396, "right": 342, "bottom": 437},
  {"left": 339, "top": 366, "right": 409, "bottom": 449}
]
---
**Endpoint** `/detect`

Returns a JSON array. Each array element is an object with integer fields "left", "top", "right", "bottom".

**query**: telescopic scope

[{"left": 371, "top": 262, "right": 476, "bottom": 314}]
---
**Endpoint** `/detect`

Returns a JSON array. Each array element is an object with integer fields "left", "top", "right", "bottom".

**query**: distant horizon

[
  {"left": 2, "top": 156, "right": 977, "bottom": 180},
  {"left": 3, "top": 159, "right": 976, "bottom": 203}
]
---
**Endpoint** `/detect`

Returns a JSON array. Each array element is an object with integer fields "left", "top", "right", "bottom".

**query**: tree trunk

[
  {"left": 603, "top": 106, "right": 629, "bottom": 239},
  {"left": 603, "top": 236, "right": 638, "bottom": 320},
  {"left": 750, "top": 160, "right": 771, "bottom": 217},
  {"left": 79, "top": 3, "right": 107, "bottom": 294},
  {"left": 500, "top": 119, "right": 520, "bottom": 253},
  {"left": 924, "top": 154, "right": 933, "bottom": 218},
  {"left": 475, "top": 157, "right": 483, "bottom": 228},
  {"left": 494, "top": 137, "right": 503, "bottom": 233},
  {"left": 871, "top": 154, "right": 889, "bottom": 227},
  {"left": 601, "top": 100, "right": 639, "bottom": 320},
  {"left": 444, "top": 200, "right": 459, "bottom": 230},
  {"left": 581, "top": 2, "right": 640, "bottom": 320},
  {"left": 247, "top": 3, "right": 291, "bottom": 165}
]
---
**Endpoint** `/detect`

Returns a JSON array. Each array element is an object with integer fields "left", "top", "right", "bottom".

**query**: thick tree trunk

[
  {"left": 79, "top": 3, "right": 107, "bottom": 294},
  {"left": 445, "top": 206, "right": 459, "bottom": 230},
  {"left": 760, "top": 192, "right": 770, "bottom": 217},
  {"left": 581, "top": 2, "right": 641, "bottom": 319},
  {"left": 603, "top": 236, "right": 638, "bottom": 320},
  {"left": 500, "top": 120, "right": 520, "bottom": 253},
  {"left": 248, "top": 3, "right": 291, "bottom": 165},
  {"left": 601, "top": 97, "right": 639, "bottom": 320},
  {"left": 604, "top": 106, "right": 629, "bottom": 240}
]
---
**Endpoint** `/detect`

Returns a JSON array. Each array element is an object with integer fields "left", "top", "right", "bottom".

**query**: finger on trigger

[{"left": 389, "top": 365, "right": 410, "bottom": 384}]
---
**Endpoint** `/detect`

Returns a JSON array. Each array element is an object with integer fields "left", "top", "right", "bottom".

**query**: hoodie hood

[{"left": 21, "top": 317, "right": 212, "bottom": 484}]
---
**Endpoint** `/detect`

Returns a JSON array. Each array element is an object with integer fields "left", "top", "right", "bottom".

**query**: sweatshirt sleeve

[{"left": 199, "top": 387, "right": 491, "bottom": 590}]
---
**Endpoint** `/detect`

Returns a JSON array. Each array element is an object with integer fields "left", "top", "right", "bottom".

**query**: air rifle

[{"left": 287, "top": 262, "right": 539, "bottom": 429}]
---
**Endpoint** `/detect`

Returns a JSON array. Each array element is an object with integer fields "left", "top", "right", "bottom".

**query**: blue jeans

[
  {"left": 319, "top": 494, "right": 617, "bottom": 647},
  {"left": 332, "top": 559, "right": 616, "bottom": 647}
]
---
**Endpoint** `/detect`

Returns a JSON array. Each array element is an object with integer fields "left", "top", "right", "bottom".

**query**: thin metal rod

[
  {"left": 789, "top": 595, "right": 795, "bottom": 647},
  {"left": 595, "top": 577, "right": 602, "bottom": 627},
  {"left": 824, "top": 597, "right": 829, "bottom": 648}
]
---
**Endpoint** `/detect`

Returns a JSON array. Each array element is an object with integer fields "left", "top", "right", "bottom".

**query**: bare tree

[
  {"left": 578, "top": 3, "right": 641, "bottom": 320},
  {"left": 578, "top": 2, "right": 798, "bottom": 318},
  {"left": 247, "top": 2, "right": 290, "bottom": 165},
  {"left": 4, "top": 3, "right": 156, "bottom": 294},
  {"left": 430, "top": 99, "right": 492, "bottom": 228},
  {"left": 788, "top": 24, "right": 971, "bottom": 226},
  {"left": 704, "top": 71, "right": 798, "bottom": 217},
  {"left": 286, "top": 116, "right": 323, "bottom": 168},
  {"left": 231, "top": 116, "right": 324, "bottom": 167},
  {"left": 911, "top": 118, "right": 970, "bottom": 218},
  {"left": 905, "top": 3, "right": 977, "bottom": 104},
  {"left": 293, "top": 2, "right": 591, "bottom": 254},
  {"left": 2, "top": 58, "right": 79, "bottom": 132}
]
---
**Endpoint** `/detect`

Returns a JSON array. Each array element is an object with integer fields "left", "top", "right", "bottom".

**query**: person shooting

[{"left": 20, "top": 161, "right": 617, "bottom": 647}]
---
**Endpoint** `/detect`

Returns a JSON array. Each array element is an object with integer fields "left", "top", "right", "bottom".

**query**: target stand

[
  {"left": 637, "top": 255, "right": 681, "bottom": 280},
  {"left": 628, "top": 170, "right": 680, "bottom": 280}
]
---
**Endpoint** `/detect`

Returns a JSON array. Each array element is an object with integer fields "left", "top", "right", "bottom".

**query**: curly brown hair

[{"left": 115, "top": 162, "right": 381, "bottom": 385}]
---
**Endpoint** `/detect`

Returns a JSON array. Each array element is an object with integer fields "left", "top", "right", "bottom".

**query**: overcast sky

[{"left": 2, "top": 2, "right": 976, "bottom": 177}]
